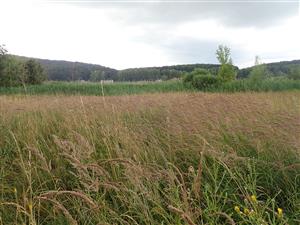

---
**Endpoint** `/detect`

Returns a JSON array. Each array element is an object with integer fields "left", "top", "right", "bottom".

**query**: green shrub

[
  {"left": 249, "top": 64, "right": 270, "bottom": 83},
  {"left": 24, "top": 59, "right": 47, "bottom": 85},
  {"left": 192, "top": 74, "right": 220, "bottom": 89},
  {"left": 183, "top": 68, "right": 220, "bottom": 90},
  {"left": 288, "top": 66, "right": 300, "bottom": 80},
  {"left": 0, "top": 55, "right": 24, "bottom": 87},
  {"left": 218, "top": 63, "right": 237, "bottom": 82},
  {"left": 0, "top": 57, "right": 46, "bottom": 87},
  {"left": 182, "top": 72, "right": 193, "bottom": 83}
]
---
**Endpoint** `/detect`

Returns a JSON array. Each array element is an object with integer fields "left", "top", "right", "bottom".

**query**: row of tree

[
  {"left": 39, "top": 61, "right": 222, "bottom": 82},
  {"left": 72, "top": 55, "right": 300, "bottom": 83},
  {"left": 1, "top": 43, "right": 299, "bottom": 87},
  {"left": 0, "top": 45, "right": 46, "bottom": 87},
  {"left": 90, "top": 64, "right": 225, "bottom": 82}
]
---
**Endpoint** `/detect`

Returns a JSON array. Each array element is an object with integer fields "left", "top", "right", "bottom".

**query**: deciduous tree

[
  {"left": 216, "top": 45, "right": 236, "bottom": 82},
  {"left": 24, "top": 59, "right": 46, "bottom": 85}
]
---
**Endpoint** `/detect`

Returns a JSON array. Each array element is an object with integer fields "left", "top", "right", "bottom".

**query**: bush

[
  {"left": 0, "top": 58, "right": 46, "bottom": 87},
  {"left": 24, "top": 59, "right": 46, "bottom": 85},
  {"left": 192, "top": 74, "right": 220, "bottom": 89},
  {"left": 249, "top": 64, "right": 270, "bottom": 83},
  {"left": 218, "top": 63, "right": 237, "bottom": 82},
  {"left": 0, "top": 55, "right": 24, "bottom": 87},
  {"left": 183, "top": 68, "right": 220, "bottom": 90}
]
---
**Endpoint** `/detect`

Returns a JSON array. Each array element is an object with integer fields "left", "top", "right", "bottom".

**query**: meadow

[
  {"left": 0, "top": 91, "right": 299, "bottom": 224},
  {"left": 0, "top": 79, "right": 300, "bottom": 96},
  {"left": 0, "top": 81, "right": 192, "bottom": 96}
]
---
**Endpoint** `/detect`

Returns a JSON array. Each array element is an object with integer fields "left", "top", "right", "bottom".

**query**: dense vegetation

[
  {"left": 1, "top": 78, "right": 300, "bottom": 96},
  {"left": 1, "top": 92, "right": 299, "bottom": 224},
  {"left": 2, "top": 43, "right": 299, "bottom": 84},
  {"left": 183, "top": 46, "right": 237, "bottom": 90},
  {"left": 117, "top": 64, "right": 222, "bottom": 82},
  {"left": 182, "top": 48, "right": 300, "bottom": 92},
  {"left": 0, "top": 81, "right": 191, "bottom": 96},
  {"left": 0, "top": 46, "right": 46, "bottom": 87},
  {"left": 10, "top": 55, "right": 300, "bottom": 83},
  {"left": 1, "top": 43, "right": 300, "bottom": 224},
  {"left": 13, "top": 55, "right": 223, "bottom": 82},
  {"left": 209, "top": 78, "right": 300, "bottom": 92}
]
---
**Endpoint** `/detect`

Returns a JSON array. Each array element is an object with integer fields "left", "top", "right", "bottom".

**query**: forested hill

[
  {"left": 12, "top": 55, "right": 224, "bottom": 81},
  {"left": 11, "top": 55, "right": 300, "bottom": 81},
  {"left": 13, "top": 55, "right": 118, "bottom": 81},
  {"left": 238, "top": 59, "right": 300, "bottom": 78}
]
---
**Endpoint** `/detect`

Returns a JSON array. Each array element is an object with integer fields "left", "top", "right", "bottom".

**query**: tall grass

[
  {"left": 1, "top": 79, "right": 300, "bottom": 96},
  {"left": 0, "top": 92, "right": 299, "bottom": 224},
  {"left": 0, "top": 80, "right": 192, "bottom": 96},
  {"left": 209, "top": 79, "right": 300, "bottom": 92}
]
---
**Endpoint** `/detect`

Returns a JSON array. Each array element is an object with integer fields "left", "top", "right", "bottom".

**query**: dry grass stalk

[
  {"left": 213, "top": 212, "right": 236, "bottom": 225},
  {"left": 0, "top": 202, "right": 30, "bottom": 217},
  {"left": 168, "top": 163, "right": 190, "bottom": 212},
  {"left": 37, "top": 196, "right": 78, "bottom": 225},
  {"left": 168, "top": 205, "right": 196, "bottom": 225},
  {"left": 27, "top": 147, "right": 51, "bottom": 173},
  {"left": 193, "top": 152, "right": 203, "bottom": 201},
  {"left": 39, "top": 191, "right": 98, "bottom": 210},
  {"left": 99, "top": 158, "right": 135, "bottom": 166},
  {"left": 1, "top": 92, "right": 299, "bottom": 224}
]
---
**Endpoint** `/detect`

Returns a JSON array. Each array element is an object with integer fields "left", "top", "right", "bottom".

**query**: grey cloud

[
  {"left": 46, "top": 0, "right": 299, "bottom": 67},
  {"left": 53, "top": 0, "right": 298, "bottom": 28}
]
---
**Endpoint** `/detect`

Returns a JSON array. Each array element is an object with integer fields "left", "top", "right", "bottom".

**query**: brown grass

[{"left": 0, "top": 91, "right": 299, "bottom": 224}]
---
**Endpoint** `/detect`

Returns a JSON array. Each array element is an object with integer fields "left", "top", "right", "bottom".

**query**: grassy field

[
  {"left": 0, "top": 92, "right": 299, "bottom": 224},
  {"left": 1, "top": 79, "right": 300, "bottom": 96},
  {"left": 210, "top": 79, "right": 300, "bottom": 92},
  {"left": 0, "top": 81, "right": 192, "bottom": 96}
]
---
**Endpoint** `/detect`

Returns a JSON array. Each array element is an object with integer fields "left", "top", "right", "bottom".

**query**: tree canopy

[
  {"left": 0, "top": 47, "right": 46, "bottom": 87},
  {"left": 216, "top": 45, "right": 236, "bottom": 82}
]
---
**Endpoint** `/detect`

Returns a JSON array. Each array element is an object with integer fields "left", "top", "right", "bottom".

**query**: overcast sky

[{"left": 1, "top": 0, "right": 299, "bottom": 69}]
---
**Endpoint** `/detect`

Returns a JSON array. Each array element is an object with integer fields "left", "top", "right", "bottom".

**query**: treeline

[
  {"left": 117, "top": 64, "right": 223, "bottom": 81},
  {"left": 24, "top": 55, "right": 224, "bottom": 82},
  {"left": 14, "top": 55, "right": 225, "bottom": 82},
  {"left": 238, "top": 59, "right": 300, "bottom": 79},
  {"left": 0, "top": 46, "right": 46, "bottom": 87},
  {"left": 24, "top": 57, "right": 300, "bottom": 82},
  {"left": 2, "top": 43, "right": 300, "bottom": 87}
]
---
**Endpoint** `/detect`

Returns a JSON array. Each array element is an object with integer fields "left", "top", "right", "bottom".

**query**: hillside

[
  {"left": 12, "top": 55, "right": 300, "bottom": 81},
  {"left": 12, "top": 55, "right": 225, "bottom": 81},
  {"left": 238, "top": 59, "right": 300, "bottom": 78},
  {"left": 13, "top": 55, "right": 118, "bottom": 81}
]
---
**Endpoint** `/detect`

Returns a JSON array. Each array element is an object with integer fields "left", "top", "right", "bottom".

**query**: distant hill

[
  {"left": 13, "top": 55, "right": 118, "bottom": 81},
  {"left": 12, "top": 55, "right": 226, "bottom": 81},
  {"left": 12, "top": 55, "right": 300, "bottom": 81},
  {"left": 238, "top": 59, "right": 300, "bottom": 78}
]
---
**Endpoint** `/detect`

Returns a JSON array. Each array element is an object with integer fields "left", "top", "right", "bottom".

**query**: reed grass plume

[{"left": 0, "top": 92, "right": 299, "bottom": 224}]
